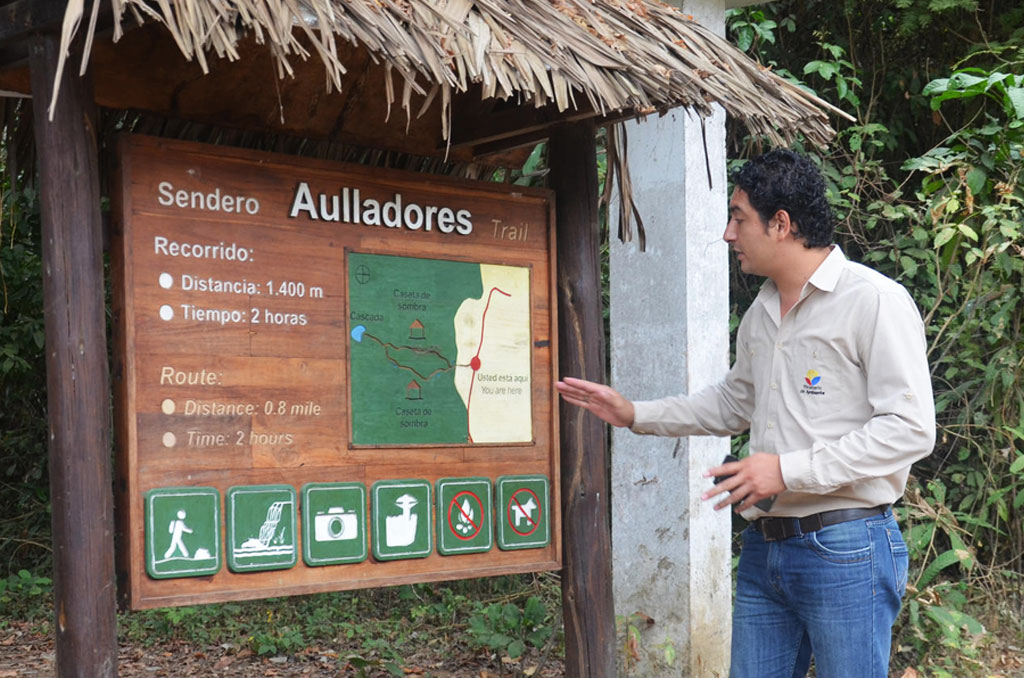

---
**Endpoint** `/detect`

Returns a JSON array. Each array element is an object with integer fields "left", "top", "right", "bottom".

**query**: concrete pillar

[{"left": 609, "top": 2, "right": 732, "bottom": 675}]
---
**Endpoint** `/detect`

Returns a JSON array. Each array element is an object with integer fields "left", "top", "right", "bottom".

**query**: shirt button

[
  {"left": 766, "top": 422, "right": 774, "bottom": 430},
  {"left": 770, "top": 382, "right": 778, "bottom": 390},
  {"left": 776, "top": 342, "right": 783, "bottom": 350}
]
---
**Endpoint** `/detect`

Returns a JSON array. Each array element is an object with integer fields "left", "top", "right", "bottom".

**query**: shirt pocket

[{"left": 793, "top": 340, "right": 847, "bottom": 418}]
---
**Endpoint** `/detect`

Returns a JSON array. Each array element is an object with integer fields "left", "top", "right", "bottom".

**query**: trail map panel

[
  {"left": 113, "top": 135, "right": 560, "bottom": 609},
  {"left": 348, "top": 253, "right": 532, "bottom": 445}
]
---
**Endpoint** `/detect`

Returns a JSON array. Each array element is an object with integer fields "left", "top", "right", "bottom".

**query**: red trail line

[{"left": 466, "top": 286, "right": 511, "bottom": 443}]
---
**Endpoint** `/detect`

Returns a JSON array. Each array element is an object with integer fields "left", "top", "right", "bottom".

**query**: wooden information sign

[{"left": 112, "top": 135, "right": 560, "bottom": 609}]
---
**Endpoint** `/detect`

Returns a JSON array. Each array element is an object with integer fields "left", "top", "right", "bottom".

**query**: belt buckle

[{"left": 758, "top": 517, "right": 787, "bottom": 542}]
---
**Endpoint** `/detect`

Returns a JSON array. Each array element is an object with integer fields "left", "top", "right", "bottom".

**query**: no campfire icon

[{"left": 436, "top": 477, "right": 492, "bottom": 556}]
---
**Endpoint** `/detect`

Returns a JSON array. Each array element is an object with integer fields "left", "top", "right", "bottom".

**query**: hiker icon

[{"left": 164, "top": 509, "right": 193, "bottom": 559}]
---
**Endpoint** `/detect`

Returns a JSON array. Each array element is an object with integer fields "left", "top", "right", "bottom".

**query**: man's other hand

[
  {"left": 702, "top": 452, "right": 786, "bottom": 512},
  {"left": 555, "top": 377, "right": 635, "bottom": 428}
]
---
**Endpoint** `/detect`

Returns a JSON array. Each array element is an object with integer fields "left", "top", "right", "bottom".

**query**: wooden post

[
  {"left": 549, "top": 121, "right": 616, "bottom": 677},
  {"left": 29, "top": 31, "right": 118, "bottom": 678}
]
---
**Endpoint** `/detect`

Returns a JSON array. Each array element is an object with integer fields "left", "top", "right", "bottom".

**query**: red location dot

[{"left": 470, "top": 356, "right": 481, "bottom": 371}]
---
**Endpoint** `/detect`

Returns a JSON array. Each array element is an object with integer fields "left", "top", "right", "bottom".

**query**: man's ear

[{"left": 771, "top": 210, "right": 795, "bottom": 240}]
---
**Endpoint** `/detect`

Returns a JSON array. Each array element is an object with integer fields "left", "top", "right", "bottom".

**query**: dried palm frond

[{"left": 50, "top": 0, "right": 848, "bottom": 146}]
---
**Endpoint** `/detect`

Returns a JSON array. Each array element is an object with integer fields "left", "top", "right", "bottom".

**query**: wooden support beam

[
  {"left": 0, "top": 0, "right": 99, "bottom": 48},
  {"left": 447, "top": 89, "right": 649, "bottom": 157},
  {"left": 29, "top": 31, "right": 118, "bottom": 678},
  {"left": 549, "top": 121, "right": 616, "bottom": 678}
]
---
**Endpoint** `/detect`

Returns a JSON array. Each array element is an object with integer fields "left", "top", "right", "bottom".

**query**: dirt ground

[{"left": 0, "top": 622, "right": 565, "bottom": 677}]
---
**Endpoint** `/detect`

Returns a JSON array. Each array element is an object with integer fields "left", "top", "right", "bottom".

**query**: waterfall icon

[{"left": 237, "top": 500, "right": 294, "bottom": 558}]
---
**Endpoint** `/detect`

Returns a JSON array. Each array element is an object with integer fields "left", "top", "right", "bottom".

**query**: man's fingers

[
  {"left": 704, "top": 461, "right": 741, "bottom": 479},
  {"left": 557, "top": 387, "right": 600, "bottom": 407},
  {"left": 556, "top": 377, "right": 634, "bottom": 428},
  {"left": 714, "top": 484, "right": 748, "bottom": 511},
  {"left": 702, "top": 475, "right": 740, "bottom": 501},
  {"left": 557, "top": 380, "right": 612, "bottom": 407},
  {"left": 555, "top": 380, "right": 599, "bottom": 401}
]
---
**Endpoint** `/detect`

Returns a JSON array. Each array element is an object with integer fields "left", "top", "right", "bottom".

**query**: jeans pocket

[
  {"left": 806, "top": 521, "right": 871, "bottom": 564},
  {"left": 886, "top": 527, "right": 909, "bottom": 594}
]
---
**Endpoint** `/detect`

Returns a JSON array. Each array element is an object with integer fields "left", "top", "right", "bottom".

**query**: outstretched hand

[{"left": 555, "top": 377, "right": 635, "bottom": 428}]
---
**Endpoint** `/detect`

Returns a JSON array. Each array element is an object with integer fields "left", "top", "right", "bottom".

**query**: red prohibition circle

[
  {"left": 447, "top": 490, "right": 483, "bottom": 541},
  {"left": 506, "top": 488, "right": 542, "bottom": 536}
]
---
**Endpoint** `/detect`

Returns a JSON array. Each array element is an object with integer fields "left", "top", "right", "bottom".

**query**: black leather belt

[{"left": 753, "top": 504, "right": 890, "bottom": 542}]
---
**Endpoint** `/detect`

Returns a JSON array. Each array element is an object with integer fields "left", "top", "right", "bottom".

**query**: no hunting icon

[{"left": 496, "top": 475, "right": 550, "bottom": 550}]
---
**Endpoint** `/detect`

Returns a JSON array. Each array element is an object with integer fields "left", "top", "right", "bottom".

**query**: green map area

[{"left": 348, "top": 253, "right": 482, "bottom": 445}]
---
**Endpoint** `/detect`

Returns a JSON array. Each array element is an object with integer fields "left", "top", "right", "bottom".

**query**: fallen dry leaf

[
  {"left": 900, "top": 668, "right": 920, "bottom": 678},
  {"left": 213, "top": 655, "right": 234, "bottom": 669}
]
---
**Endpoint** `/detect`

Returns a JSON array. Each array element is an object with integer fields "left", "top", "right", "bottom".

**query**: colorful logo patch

[{"left": 804, "top": 370, "right": 821, "bottom": 387}]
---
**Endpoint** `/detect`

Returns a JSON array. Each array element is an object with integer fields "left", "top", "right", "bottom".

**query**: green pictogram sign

[
  {"left": 436, "top": 477, "right": 493, "bottom": 556},
  {"left": 371, "top": 479, "right": 432, "bottom": 561},
  {"left": 496, "top": 475, "right": 550, "bottom": 550},
  {"left": 301, "top": 483, "right": 367, "bottom": 566},
  {"left": 226, "top": 485, "right": 298, "bottom": 572},
  {"left": 145, "top": 487, "right": 221, "bottom": 579}
]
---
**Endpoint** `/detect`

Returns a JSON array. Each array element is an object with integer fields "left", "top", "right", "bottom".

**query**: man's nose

[{"left": 723, "top": 221, "right": 736, "bottom": 242}]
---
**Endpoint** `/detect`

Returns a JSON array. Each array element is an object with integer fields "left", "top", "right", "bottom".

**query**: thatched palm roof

[{"left": 54, "top": 0, "right": 846, "bottom": 146}]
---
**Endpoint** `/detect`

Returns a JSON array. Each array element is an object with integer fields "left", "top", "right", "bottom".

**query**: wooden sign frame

[{"left": 112, "top": 135, "right": 560, "bottom": 609}]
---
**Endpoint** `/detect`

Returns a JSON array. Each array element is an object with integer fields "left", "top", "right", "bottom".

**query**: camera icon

[{"left": 313, "top": 507, "right": 358, "bottom": 542}]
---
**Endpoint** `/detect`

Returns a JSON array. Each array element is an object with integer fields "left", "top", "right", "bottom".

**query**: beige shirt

[{"left": 631, "top": 247, "right": 936, "bottom": 518}]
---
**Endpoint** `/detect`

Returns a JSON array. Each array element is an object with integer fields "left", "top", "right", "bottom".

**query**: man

[{"left": 556, "top": 149, "right": 935, "bottom": 678}]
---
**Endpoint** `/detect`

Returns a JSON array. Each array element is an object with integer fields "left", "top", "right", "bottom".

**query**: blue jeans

[{"left": 730, "top": 510, "right": 909, "bottom": 678}]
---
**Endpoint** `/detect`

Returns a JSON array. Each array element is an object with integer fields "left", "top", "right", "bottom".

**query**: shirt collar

[
  {"left": 806, "top": 245, "right": 846, "bottom": 293},
  {"left": 753, "top": 246, "right": 846, "bottom": 324}
]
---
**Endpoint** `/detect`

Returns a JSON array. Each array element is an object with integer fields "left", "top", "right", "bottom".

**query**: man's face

[{"left": 724, "top": 188, "right": 777, "bottom": 277}]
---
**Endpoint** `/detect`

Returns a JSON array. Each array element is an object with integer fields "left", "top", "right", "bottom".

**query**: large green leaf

[
  {"left": 918, "top": 548, "right": 974, "bottom": 588},
  {"left": 1005, "top": 86, "right": 1024, "bottom": 120},
  {"left": 964, "top": 166, "right": 987, "bottom": 195}
]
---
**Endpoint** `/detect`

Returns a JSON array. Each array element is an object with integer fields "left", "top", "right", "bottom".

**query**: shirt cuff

[
  {"left": 779, "top": 446, "right": 816, "bottom": 492},
  {"left": 629, "top": 400, "right": 659, "bottom": 435}
]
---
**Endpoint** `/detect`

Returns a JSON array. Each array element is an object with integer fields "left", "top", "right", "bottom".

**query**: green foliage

[
  {"left": 466, "top": 595, "right": 553, "bottom": 663},
  {"left": 0, "top": 568, "right": 52, "bottom": 622},
  {"left": 891, "top": 0, "right": 982, "bottom": 37},
  {"left": 922, "top": 69, "right": 1024, "bottom": 119},
  {"left": 894, "top": 484, "right": 989, "bottom": 667},
  {"left": 250, "top": 626, "right": 305, "bottom": 656},
  {"left": 0, "top": 177, "right": 50, "bottom": 574},
  {"left": 112, "top": 576, "right": 563, "bottom": 670},
  {"left": 725, "top": 7, "right": 793, "bottom": 54},
  {"left": 803, "top": 42, "right": 863, "bottom": 107}
]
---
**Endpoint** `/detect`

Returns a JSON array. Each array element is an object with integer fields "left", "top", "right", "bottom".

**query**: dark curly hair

[{"left": 730, "top": 149, "right": 833, "bottom": 248}]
